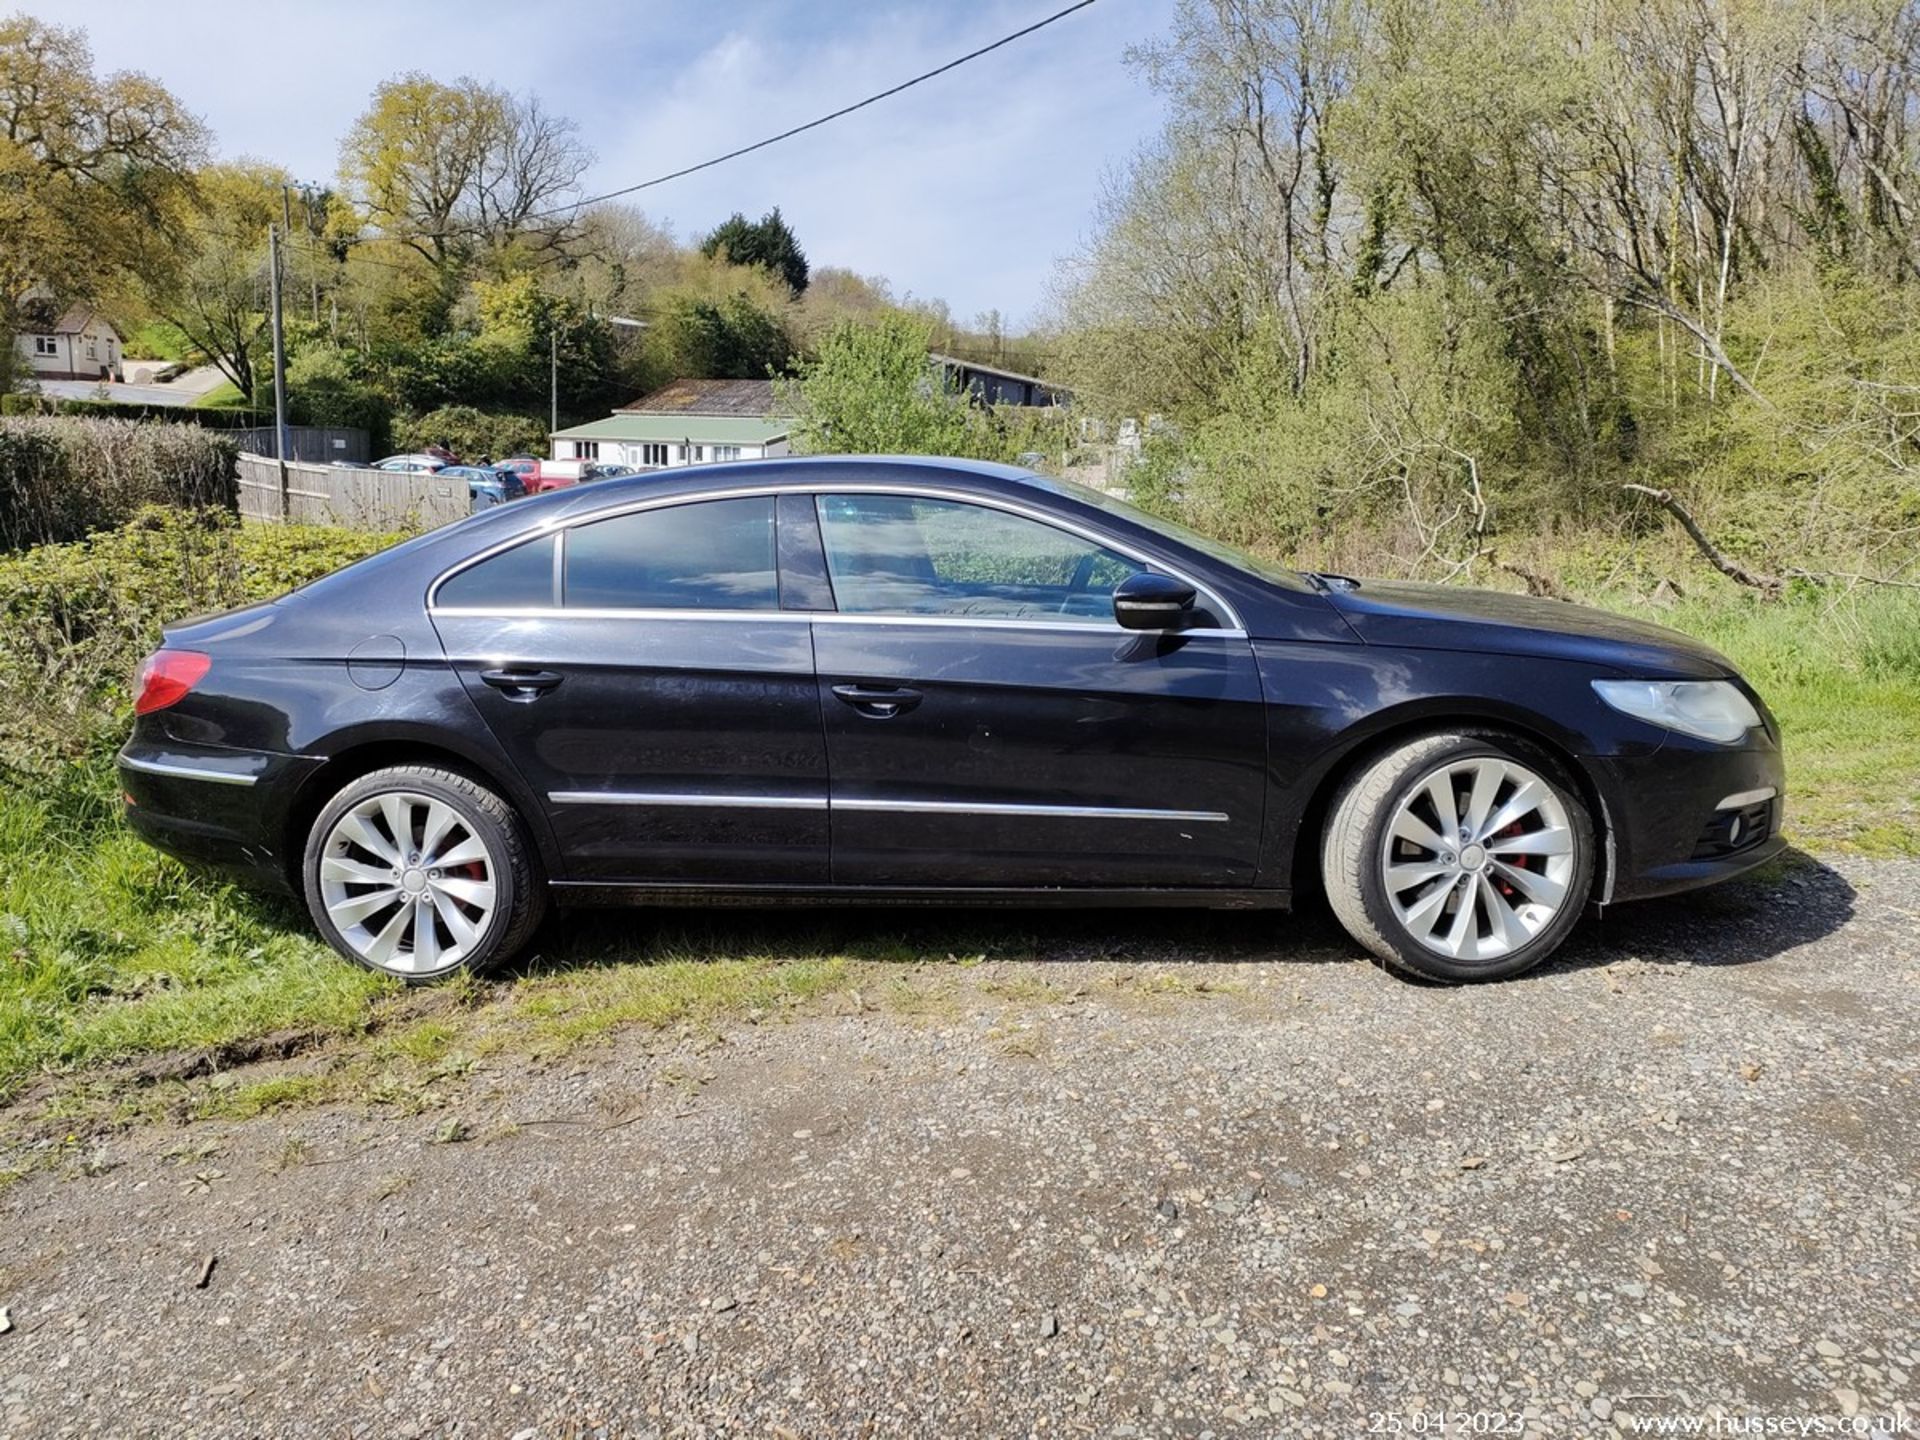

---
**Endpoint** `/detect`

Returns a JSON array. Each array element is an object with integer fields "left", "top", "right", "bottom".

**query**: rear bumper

[
  {"left": 1592, "top": 736, "right": 1787, "bottom": 904},
  {"left": 118, "top": 740, "right": 319, "bottom": 892}
]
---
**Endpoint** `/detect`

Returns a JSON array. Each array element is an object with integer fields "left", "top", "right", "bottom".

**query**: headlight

[{"left": 1592, "top": 679, "right": 1762, "bottom": 745}]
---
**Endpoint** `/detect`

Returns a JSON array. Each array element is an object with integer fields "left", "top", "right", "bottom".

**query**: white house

[
  {"left": 550, "top": 378, "right": 791, "bottom": 469},
  {"left": 16, "top": 303, "right": 123, "bottom": 382}
]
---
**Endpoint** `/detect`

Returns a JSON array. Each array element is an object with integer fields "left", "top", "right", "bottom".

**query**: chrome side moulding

[
  {"left": 118, "top": 753, "right": 260, "bottom": 787},
  {"left": 547, "top": 791, "right": 1231, "bottom": 823}
]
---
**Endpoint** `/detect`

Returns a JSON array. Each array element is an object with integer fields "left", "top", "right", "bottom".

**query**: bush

[
  {"left": 0, "top": 393, "right": 272, "bottom": 428},
  {"left": 393, "top": 404, "right": 548, "bottom": 462},
  {"left": 287, "top": 345, "right": 393, "bottom": 454},
  {"left": 0, "top": 506, "right": 396, "bottom": 780},
  {"left": 0, "top": 417, "right": 239, "bottom": 549}
]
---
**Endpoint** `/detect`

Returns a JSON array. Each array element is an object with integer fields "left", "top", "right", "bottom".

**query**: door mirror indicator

[{"left": 1112, "top": 572, "right": 1196, "bottom": 631}]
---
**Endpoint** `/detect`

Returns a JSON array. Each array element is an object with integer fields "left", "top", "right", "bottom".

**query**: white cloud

[{"left": 46, "top": 0, "right": 1172, "bottom": 323}]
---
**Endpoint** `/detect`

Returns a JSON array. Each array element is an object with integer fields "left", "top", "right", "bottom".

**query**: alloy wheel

[
  {"left": 1380, "top": 757, "right": 1576, "bottom": 963},
  {"left": 316, "top": 790, "right": 497, "bottom": 975}
]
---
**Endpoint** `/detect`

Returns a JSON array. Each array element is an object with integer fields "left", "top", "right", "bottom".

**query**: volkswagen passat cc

[{"left": 120, "top": 457, "right": 1784, "bottom": 984}]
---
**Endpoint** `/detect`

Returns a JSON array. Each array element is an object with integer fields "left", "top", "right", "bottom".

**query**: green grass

[
  {"left": 189, "top": 380, "right": 249, "bottom": 409},
  {"left": 1608, "top": 586, "right": 1920, "bottom": 856},
  {"left": 0, "top": 572, "right": 1913, "bottom": 1130},
  {"left": 123, "top": 321, "right": 199, "bottom": 364}
]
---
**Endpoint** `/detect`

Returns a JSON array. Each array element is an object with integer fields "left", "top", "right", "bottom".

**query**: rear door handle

[
  {"left": 480, "top": 667, "right": 563, "bottom": 699},
  {"left": 831, "top": 683, "right": 923, "bottom": 718}
]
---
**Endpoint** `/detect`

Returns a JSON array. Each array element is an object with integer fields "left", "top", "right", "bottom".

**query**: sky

[{"left": 37, "top": 0, "right": 1175, "bottom": 327}]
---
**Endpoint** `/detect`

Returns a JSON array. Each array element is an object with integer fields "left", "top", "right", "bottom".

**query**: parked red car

[{"left": 525, "top": 459, "right": 589, "bottom": 494}]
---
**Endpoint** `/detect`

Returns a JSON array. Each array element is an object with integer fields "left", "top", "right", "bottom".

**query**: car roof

[{"left": 541, "top": 454, "right": 1042, "bottom": 523}]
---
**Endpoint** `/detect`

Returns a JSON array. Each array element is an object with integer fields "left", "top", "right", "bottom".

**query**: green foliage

[
  {"left": 1061, "top": 0, "right": 1920, "bottom": 581},
  {"left": 0, "top": 394, "right": 270, "bottom": 427},
  {"left": 365, "top": 274, "right": 620, "bottom": 422},
  {"left": 0, "top": 506, "right": 395, "bottom": 776},
  {"left": 781, "top": 313, "right": 1055, "bottom": 464},
  {"left": 0, "top": 418, "right": 237, "bottom": 550},
  {"left": 393, "top": 405, "right": 546, "bottom": 462},
  {"left": 125, "top": 321, "right": 197, "bottom": 363},
  {"left": 649, "top": 292, "right": 795, "bottom": 383},
  {"left": 285, "top": 344, "right": 392, "bottom": 453},
  {"left": 699, "top": 207, "right": 809, "bottom": 295}
]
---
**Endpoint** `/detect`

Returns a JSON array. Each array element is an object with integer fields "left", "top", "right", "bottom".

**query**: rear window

[
  {"left": 563, "top": 497, "right": 778, "bottom": 610},
  {"left": 435, "top": 533, "right": 556, "bottom": 608}
]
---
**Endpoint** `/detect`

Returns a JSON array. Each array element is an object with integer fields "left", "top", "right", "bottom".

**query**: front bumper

[
  {"left": 118, "top": 739, "right": 320, "bottom": 892},
  {"left": 1591, "top": 736, "right": 1787, "bottom": 904}
]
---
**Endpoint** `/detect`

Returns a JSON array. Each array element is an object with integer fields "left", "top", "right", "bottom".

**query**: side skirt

[{"left": 549, "top": 882, "right": 1290, "bottom": 911}]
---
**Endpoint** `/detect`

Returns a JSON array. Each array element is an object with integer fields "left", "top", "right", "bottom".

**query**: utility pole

[
  {"left": 549, "top": 327, "right": 558, "bottom": 438},
  {"left": 268, "top": 224, "right": 290, "bottom": 489}
]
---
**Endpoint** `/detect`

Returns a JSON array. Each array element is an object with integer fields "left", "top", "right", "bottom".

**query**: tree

[
  {"left": 779, "top": 313, "right": 1044, "bottom": 462},
  {"left": 338, "top": 74, "right": 591, "bottom": 283},
  {"left": 700, "top": 207, "right": 810, "bottom": 294},
  {"left": 0, "top": 15, "right": 206, "bottom": 387},
  {"left": 1050, "top": 0, "right": 1920, "bottom": 582},
  {"left": 143, "top": 163, "right": 286, "bottom": 401}
]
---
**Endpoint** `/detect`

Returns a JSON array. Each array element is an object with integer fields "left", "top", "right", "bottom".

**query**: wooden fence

[
  {"left": 228, "top": 425, "right": 371, "bottom": 464},
  {"left": 237, "top": 453, "right": 469, "bottom": 531}
]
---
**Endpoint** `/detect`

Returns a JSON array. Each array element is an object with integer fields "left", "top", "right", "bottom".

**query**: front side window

[
  {"left": 564, "top": 496, "right": 777, "bottom": 610},
  {"left": 815, "top": 494, "right": 1145, "bottom": 623}
]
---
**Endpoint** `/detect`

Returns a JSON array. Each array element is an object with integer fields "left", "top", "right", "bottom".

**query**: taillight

[{"left": 133, "top": 649, "right": 211, "bottom": 715}]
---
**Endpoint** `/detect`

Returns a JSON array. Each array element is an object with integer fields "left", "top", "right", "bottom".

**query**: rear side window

[
  {"left": 564, "top": 497, "right": 778, "bottom": 610},
  {"left": 435, "top": 533, "right": 556, "bottom": 608}
]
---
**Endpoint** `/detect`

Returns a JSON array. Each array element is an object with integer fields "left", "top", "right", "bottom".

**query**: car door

[
  {"left": 807, "top": 490, "right": 1268, "bottom": 889},
  {"left": 428, "top": 493, "right": 828, "bottom": 885}
]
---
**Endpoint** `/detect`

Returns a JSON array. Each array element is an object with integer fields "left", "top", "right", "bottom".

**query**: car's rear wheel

[
  {"left": 1321, "top": 732, "right": 1594, "bottom": 982},
  {"left": 302, "top": 765, "right": 543, "bottom": 981}
]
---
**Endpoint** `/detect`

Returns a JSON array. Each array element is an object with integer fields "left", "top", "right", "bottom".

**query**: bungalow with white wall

[
  {"left": 15, "top": 303, "right": 123, "bottom": 382},
  {"left": 550, "top": 378, "right": 790, "bottom": 469}
]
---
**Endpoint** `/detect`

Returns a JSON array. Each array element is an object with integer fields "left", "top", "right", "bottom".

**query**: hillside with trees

[{"left": 1050, "top": 0, "right": 1920, "bottom": 589}]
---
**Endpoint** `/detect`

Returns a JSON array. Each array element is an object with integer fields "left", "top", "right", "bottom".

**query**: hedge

[
  {"left": 0, "top": 417, "right": 238, "bottom": 550},
  {"left": 0, "top": 505, "right": 396, "bottom": 775},
  {"left": 392, "top": 404, "right": 547, "bottom": 462},
  {"left": 0, "top": 393, "right": 273, "bottom": 428}
]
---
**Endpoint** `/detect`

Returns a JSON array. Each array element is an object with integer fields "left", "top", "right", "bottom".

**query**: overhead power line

[
  {"left": 529, "top": 0, "right": 1100, "bottom": 220},
  {"left": 254, "top": 3, "right": 1102, "bottom": 265}
]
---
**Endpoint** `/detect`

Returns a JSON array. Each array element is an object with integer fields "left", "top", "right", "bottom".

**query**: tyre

[
  {"left": 302, "top": 765, "right": 544, "bottom": 982},
  {"left": 1321, "top": 732, "right": 1594, "bottom": 982}
]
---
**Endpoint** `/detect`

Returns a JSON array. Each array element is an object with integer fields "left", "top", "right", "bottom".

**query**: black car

[{"left": 119, "top": 457, "right": 1784, "bottom": 984}]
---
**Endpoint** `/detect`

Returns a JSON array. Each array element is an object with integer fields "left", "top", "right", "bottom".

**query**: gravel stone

[{"left": 0, "top": 857, "right": 1914, "bottom": 1437}]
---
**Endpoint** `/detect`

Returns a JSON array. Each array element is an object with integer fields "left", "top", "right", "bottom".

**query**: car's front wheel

[
  {"left": 302, "top": 765, "right": 544, "bottom": 981},
  {"left": 1322, "top": 732, "right": 1595, "bottom": 982}
]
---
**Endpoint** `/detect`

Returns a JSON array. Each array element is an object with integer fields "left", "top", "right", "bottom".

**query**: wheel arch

[
  {"left": 1287, "top": 709, "right": 1616, "bottom": 905},
  {"left": 281, "top": 734, "right": 559, "bottom": 892}
]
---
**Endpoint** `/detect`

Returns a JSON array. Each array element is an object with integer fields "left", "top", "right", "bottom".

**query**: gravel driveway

[{"left": 2, "top": 855, "right": 1915, "bottom": 1438}]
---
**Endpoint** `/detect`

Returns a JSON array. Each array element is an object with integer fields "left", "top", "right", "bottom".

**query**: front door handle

[
  {"left": 480, "top": 667, "right": 563, "bottom": 700},
  {"left": 831, "top": 683, "right": 923, "bottom": 719}
]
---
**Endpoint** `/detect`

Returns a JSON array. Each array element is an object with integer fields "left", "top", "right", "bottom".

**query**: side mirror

[{"left": 1112, "top": 571, "right": 1196, "bottom": 631}]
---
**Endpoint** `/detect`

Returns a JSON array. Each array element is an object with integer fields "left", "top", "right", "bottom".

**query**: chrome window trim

[
  {"left": 425, "top": 481, "right": 1243, "bottom": 631},
  {"left": 119, "top": 753, "right": 259, "bottom": 787},
  {"left": 430, "top": 605, "right": 1244, "bottom": 639},
  {"left": 547, "top": 790, "right": 1229, "bottom": 823}
]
